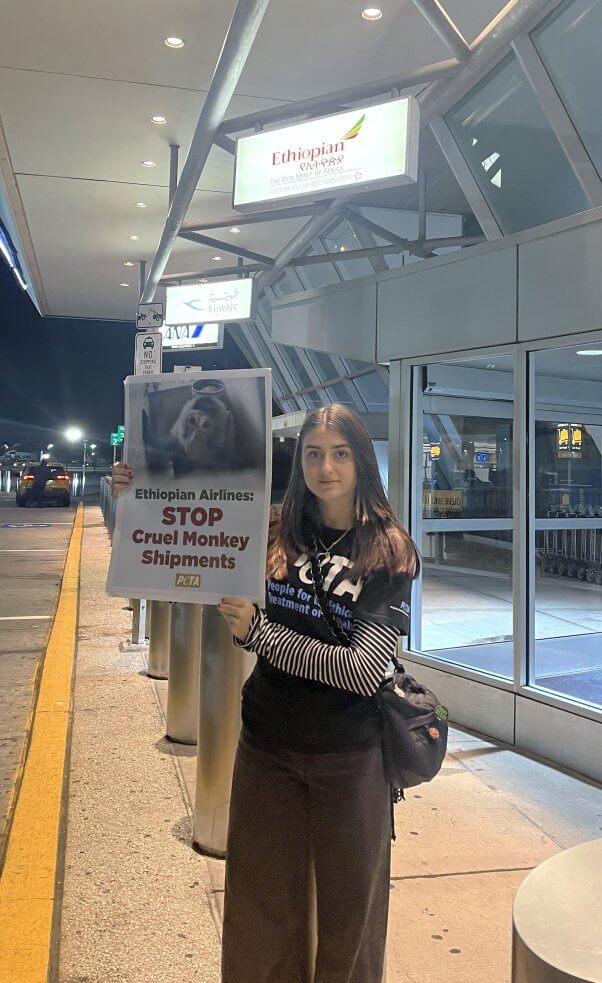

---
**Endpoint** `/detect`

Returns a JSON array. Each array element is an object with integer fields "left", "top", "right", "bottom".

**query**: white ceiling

[{"left": 0, "top": 0, "right": 509, "bottom": 320}]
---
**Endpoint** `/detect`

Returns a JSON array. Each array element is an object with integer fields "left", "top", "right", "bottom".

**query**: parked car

[{"left": 16, "top": 463, "right": 71, "bottom": 507}]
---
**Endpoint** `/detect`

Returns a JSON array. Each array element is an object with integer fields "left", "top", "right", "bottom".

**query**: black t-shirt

[{"left": 241, "top": 526, "right": 413, "bottom": 753}]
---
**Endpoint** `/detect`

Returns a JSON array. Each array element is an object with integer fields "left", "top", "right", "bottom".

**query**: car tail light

[
  {"left": 23, "top": 475, "right": 34, "bottom": 481},
  {"left": 56, "top": 475, "right": 70, "bottom": 481}
]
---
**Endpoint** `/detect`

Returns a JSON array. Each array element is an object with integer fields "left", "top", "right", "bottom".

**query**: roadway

[{"left": 0, "top": 497, "right": 77, "bottom": 866}]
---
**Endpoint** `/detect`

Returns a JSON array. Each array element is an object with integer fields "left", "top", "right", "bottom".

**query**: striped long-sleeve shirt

[{"left": 236, "top": 609, "right": 400, "bottom": 697}]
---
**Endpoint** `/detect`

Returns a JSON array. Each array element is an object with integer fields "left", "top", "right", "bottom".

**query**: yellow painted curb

[{"left": 0, "top": 505, "right": 84, "bottom": 983}]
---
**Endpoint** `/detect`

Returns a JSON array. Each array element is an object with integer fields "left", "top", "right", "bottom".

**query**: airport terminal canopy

[{"left": 1, "top": 0, "right": 601, "bottom": 412}]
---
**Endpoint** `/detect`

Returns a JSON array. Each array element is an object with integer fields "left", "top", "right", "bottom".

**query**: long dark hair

[{"left": 267, "top": 405, "right": 419, "bottom": 581}]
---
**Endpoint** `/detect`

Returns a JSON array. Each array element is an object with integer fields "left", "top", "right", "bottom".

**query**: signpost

[
  {"left": 135, "top": 331, "right": 163, "bottom": 375},
  {"left": 136, "top": 302, "right": 164, "bottom": 329},
  {"left": 165, "top": 280, "right": 253, "bottom": 326},
  {"left": 233, "top": 97, "right": 419, "bottom": 211}
]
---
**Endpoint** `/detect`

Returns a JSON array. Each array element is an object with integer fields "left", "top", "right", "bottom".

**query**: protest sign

[{"left": 106, "top": 369, "right": 272, "bottom": 604}]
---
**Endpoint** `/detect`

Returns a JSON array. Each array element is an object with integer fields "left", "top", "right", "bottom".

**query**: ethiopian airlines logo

[
  {"left": 341, "top": 113, "right": 365, "bottom": 141},
  {"left": 271, "top": 112, "right": 367, "bottom": 167}
]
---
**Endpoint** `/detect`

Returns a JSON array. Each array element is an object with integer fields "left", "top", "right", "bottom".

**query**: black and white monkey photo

[{"left": 141, "top": 378, "right": 265, "bottom": 476}]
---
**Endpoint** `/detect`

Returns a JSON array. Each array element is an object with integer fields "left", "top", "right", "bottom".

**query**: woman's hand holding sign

[
  {"left": 218, "top": 597, "right": 256, "bottom": 642},
  {"left": 111, "top": 461, "right": 134, "bottom": 498}
]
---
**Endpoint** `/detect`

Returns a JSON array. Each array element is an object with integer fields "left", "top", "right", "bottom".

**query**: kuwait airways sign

[
  {"left": 165, "top": 279, "right": 253, "bottom": 326},
  {"left": 233, "top": 97, "right": 419, "bottom": 211}
]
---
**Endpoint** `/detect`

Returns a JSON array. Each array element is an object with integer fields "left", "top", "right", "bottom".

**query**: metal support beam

[
  {"left": 179, "top": 231, "right": 273, "bottom": 266},
  {"left": 429, "top": 116, "right": 503, "bottom": 239},
  {"left": 255, "top": 199, "right": 345, "bottom": 297},
  {"left": 419, "top": 0, "right": 566, "bottom": 125},
  {"left": 169, "top": 145, "right": 179, "bottom": 207},
  {"left": 342, "top": 206, "right": 409, "bottom": 247},
  {"left": 411, "top": 0, "right": 470, "bottom": 62},
  {"left": 181, "top": 203, "right": 319, "bottom": 233},
  {"left": 219, "top": 59, "right": 459, "bottom": 135},
  {"left": 160, "top": 263, "right": 263, "bottom": 284},
  {"left": 512, "top": 34, "right": 602, "bottom": 207},
  {"left": 140, "top": 0, "right": 271, "bottom": 303},
  {"left": 138, "top": 259, "right": 146, "bottom": 300},
  {"left": 160, "top": 235, "right": 482, "bottom": 284},
  {"left": 214, "top": 133, "right": 237, "bottom": 155},
  {"left": 418, "top": 168, "right": 427, "bottom": 243}
]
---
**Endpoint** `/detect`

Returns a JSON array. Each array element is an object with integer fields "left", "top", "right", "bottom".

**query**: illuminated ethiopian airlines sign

[
  {"left": 233, "top": 97, "right": 419, "bottom": 211},
  {"left": 165, "top": 279, "right": 253, "bottom": 326}
]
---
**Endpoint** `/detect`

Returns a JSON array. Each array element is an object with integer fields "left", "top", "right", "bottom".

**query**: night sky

[{"left": 0, "top": 260, "right": 250, "bottom": 462}]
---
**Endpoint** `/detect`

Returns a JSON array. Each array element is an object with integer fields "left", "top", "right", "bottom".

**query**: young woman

[
  {"left": 112, "top": 404, "right": 419, "bottom": 982},
  {"left": 218, "top": 405, "right": 419, "bottom": 983}
]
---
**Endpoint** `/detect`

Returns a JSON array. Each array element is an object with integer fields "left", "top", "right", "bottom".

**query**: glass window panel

[
  {"left": 420, "top": 530, "right": 513, "bottom": 679},
  {"left": 373, "top": 439, "right": 389, "bottom": 492},
  {"left": 300, "top": 241, "right": 341, "bottom": 288},
  {"left": 304, "top": 390, "right": 331, "bottom": 407},
  {"left": 325, "top": 383, "right": 355, "bottom": 405},
  {"left": 280, "top": 347, "right": 313, "bottom": 389},
  {"left": 533, "top": 0, "right": 602, "bottom": 179},
  {"left": 413, "top": 354, "right": 514, "bottom": 677},
  {"left": 342, "top": 357, "right": 373, "bottom": 373},
  {"left": 532, "top": 342, "right": 602, "bottom": 707},
  {"left": 446, "top": 53, "right": 588, "bottom": 233},
  {"left": 352, "top": 371, "right": 389, "bottom": 412}
]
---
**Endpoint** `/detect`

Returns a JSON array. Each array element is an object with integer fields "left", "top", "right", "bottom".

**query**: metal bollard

[
  {"left": 147, "top": 600, "right": 171, "bottom": 679},
  {"left": 166, "top": 602, "right": 202, "bottom": 745},
  {"left": 193, "top": 605, "right": 255, "bottom": 857}
]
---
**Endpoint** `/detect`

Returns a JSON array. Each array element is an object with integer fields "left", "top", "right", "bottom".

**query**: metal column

[
  {"left": 147, "top": 600, "right": 171, "bottom": 679},
  {"left": 166, "top": 602, "right": 202, "bottom": 744},
  {"left": 193, "top": 606, "right": 255, "bottom": 857}
]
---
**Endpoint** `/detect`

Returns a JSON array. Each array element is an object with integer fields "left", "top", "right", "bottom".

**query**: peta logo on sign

[{"left": 175, "top": 574, "right": 201, "bottom": 588}]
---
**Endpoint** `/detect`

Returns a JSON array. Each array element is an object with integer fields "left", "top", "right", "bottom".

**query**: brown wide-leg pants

[{"left": 222, "top": 735, "right": 391, "bottom": 983}]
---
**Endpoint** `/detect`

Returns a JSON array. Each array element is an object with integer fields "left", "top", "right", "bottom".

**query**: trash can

[
  {"left": 166, "top": 602, "right": 202, "bottom": 745},
  {"left": 193, "top": 605, "right": 255, "bottom": 857},
  {"left": 147, "top": 600, "right": 171, "bottom": 679}
]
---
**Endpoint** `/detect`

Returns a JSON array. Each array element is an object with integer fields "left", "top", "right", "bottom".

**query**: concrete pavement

[{"left": 1, "top": 504, "right": 601, "bottom": 982}]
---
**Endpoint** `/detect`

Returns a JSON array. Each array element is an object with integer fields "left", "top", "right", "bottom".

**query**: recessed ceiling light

[
  {"left": 150, "top": 115, "right": 167, "bottom": 125},
  {"left": 229, "top": 227, "right": 241, "bottom": 234},
  {"left": 340, "top": 246, "right": 346, "bottom": 252},
  {"left": 212, "top": 255, "right": 222, "bottom": 262},
  {"left": 165, "top": 36, "right": 184, "bottom": 48},
  {"left": 142, "top": 160, "right": 157, "bottom": 168},
  {"left": 362, "top": 7, "right": 383, "bottom": 21},
  {"left": 577, "top": 349, "right": 602, "bottom": 356},
  {"left": 123, "top": 261, "right": 135, "bottom": 267},
  {"left": 129, "top": 235, "right": 140, "bottom": 241},
  {"left": 120, "top": 282, "right": 130, "bottom": 287},
  {"left": 134, "top": 202, "right": 148, "bottom": 208}
]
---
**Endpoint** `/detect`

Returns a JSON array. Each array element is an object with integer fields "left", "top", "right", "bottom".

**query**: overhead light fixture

[
  {"left": 165, "top": 36, "right": 184, "bottom": 48},
  {"left": 229, "top": 227, "right": 241, "bottom": 234},
  {"left": 120, "top": 282, "right": 130, "bottom": 287},
  {"left": 198, "top": 278, "right": 208, "bottom": 283},
  {"left": 340, "top": 246, "right": 346, "bottom": 252},
  {"left": 142, "top": 160, "right": 157, "bottom": 168},
  {"left": 150, "top": 115, "right": 167, "bottom": 125},
  {"left": 124, "top": 261, "right": 135, "bottom": 267},
  {"left": 129, "top": 235, "right": 140, "bottom": 241},
  {"left": 134, "top": 202, "right": 148, "bottom": 208},
  {"left": 577, "top": 349, "right": 602, "bottom": 356},
  {"left": 212, "top": 255, "right": 222, "bottom": 262},
  {"left": 362, "top": 7, "right": 383, "bottom": 21}
]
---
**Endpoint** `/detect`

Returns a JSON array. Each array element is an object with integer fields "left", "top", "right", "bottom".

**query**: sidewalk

[{"left": 10, "top": 506, "right": 602, "bottom": 982}]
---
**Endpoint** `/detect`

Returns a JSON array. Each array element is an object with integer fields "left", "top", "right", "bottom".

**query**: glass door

[{"left": 411, "top": 353, "right": 515, "bottom": 679}]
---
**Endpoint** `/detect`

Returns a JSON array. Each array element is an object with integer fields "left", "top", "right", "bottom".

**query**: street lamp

[{"left": 65, "top": 427, "right": 85, "bottom": 497}]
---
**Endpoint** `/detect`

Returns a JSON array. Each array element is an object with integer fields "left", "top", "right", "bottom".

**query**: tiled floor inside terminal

[{"left": 422, "top": 566, "right": 602, "bottom": 701}]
